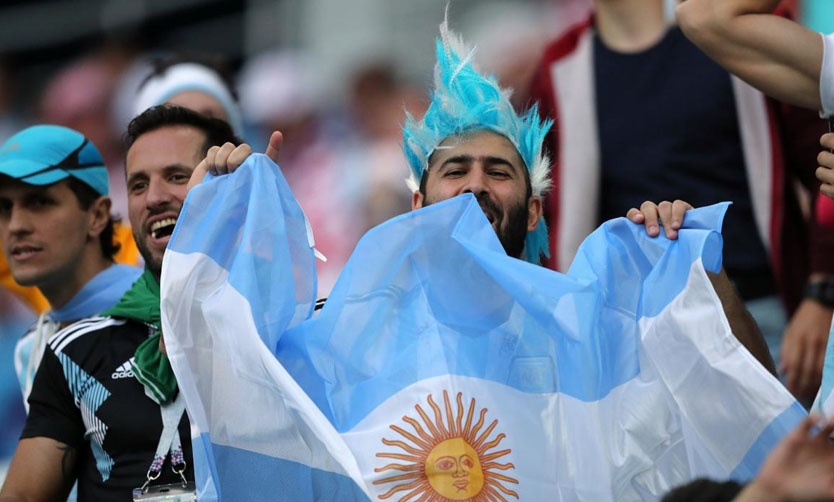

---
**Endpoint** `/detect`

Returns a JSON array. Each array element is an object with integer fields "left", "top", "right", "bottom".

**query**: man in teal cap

[{"left": 0, "top": 124, "right": 141, "bottom": 409}]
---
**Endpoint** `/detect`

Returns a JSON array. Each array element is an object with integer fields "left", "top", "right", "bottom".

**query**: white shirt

[{"left": 822, "top": 31, "right": 834, "bottom": 117}]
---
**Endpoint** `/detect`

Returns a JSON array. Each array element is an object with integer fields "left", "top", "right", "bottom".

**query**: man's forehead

[
  {"left": 126, "top": 125, "right": 206, "bottom": 172},
  {"left": 430, "top": 130, "right": 523, "bottom": 167}
]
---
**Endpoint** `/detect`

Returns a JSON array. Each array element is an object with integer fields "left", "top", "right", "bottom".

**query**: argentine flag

[{"left": 162, "top": 154, "right": 804, "bottom": 501}]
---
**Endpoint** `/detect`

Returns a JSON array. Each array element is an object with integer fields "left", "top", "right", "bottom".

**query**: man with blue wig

[
  {"left": 402, "top": 22, "right": 552, "bottom": 265},
  {"left": 404, "top": 20, "right": 772, "bottom": 367},
  {"left": 196, "top": 19, "right": 774, "bottom": 370}
]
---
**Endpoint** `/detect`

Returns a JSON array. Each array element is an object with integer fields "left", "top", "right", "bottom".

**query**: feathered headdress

[{"left": 402, "top": 18, "right": 553, "bottom": 263}]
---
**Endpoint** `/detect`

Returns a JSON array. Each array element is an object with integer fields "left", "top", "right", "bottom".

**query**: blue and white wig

[{"left": 403, "top": 19, "right": 553, "bottom": 264}]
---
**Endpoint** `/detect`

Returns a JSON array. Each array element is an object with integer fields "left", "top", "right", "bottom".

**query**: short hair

[
  {"left": 124, "top": 104, "right": 242, "bottom": 155},
  {"left": 64, "top": 177, "right": 121, "bottom": 260}
]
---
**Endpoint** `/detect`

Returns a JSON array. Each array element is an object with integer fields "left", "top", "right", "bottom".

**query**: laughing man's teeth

[{"left": 151, "top": 218, "right": 177, "bottom": 239}]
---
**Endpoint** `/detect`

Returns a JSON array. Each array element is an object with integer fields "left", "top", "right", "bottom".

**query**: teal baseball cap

[{"left": 0, "top": 124, "right": 109, "bottom": 195}]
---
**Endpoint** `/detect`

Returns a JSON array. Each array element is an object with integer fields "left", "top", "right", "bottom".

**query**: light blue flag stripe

[
  {"left": 814, "top": 320, "right": 834, "bottom": 415},
  {"left": 729, "top": 402, "right": 808, "bottom": 480},
  {"left": 193, "top": 434, "right": 219, "bottom": 501},
  {"left": 208, "top": 438, "right": 369, "bottom": 501}
]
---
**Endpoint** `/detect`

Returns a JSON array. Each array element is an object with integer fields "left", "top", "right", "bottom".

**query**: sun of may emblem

[{"left": 373, "top": 390, "right": 519, "bottom": 501}]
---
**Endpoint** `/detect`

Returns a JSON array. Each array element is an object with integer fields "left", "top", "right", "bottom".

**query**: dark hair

[
  {"left": 65, "top": 177, "right": 120, "bottom": 259},
  {"left": 124, "top": 104, "right": 242, "bottom": 155},
  {"left": 661, "top": 478, "right": 744, "bottom": 502},
  {"left": 138, "top": 53, "right": 239, "bottom": 102}
]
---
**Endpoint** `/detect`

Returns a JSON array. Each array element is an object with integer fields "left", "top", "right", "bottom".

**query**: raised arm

[
  {"left": 0, "top": 438, "right": 77, "bottom": 501},
  {"left": 628, "top": 201, "right": 776, "bottom": 374},
  {"left": 677, "top": 0, "right": 823, "bottom": 111},
  {"left": 708, "top": 268, "right": 776, "bottom": 375}
]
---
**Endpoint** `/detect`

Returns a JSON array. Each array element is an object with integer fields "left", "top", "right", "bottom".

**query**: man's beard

[
  {"left": 134, "top": 232, "right": 163, "bottom": 279},
  {"left": 423, "top": 193, "right": 529, "bottom": 259},
  {"left": 493, "top": 197, "right": 529, "bottom": 259}
]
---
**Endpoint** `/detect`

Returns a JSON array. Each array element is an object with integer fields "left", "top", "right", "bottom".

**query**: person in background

[
  {"left": 529, "top": 0, "right": 833, "bottom": 402},
  {"left": 676, "top": 0, "right": 834, "bottom": 199},
  {"left": 1, "top": 52, "right": 142, "bottom": 316},
  {"left": 133, "top": 54, "right": 244, "bottom": 138},
  {"left": 0, "top": 125, "right": 141, "bottom": 409},
  {"left": 675, "top": 0, "right": 834, "bottom": 403}
]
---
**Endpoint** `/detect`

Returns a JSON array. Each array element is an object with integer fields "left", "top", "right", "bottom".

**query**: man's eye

[
  {"left": 444, "top": 169, "right": 465, "bottom": 177},
  {"left": 129, "top": 182, "right": 147, "bottom": 193},
  {"left": 489, "top": 170, "right": 510, "bottom": 178},
  {"left": 170, "top": 174, "right": 190, "bottom": 183}
]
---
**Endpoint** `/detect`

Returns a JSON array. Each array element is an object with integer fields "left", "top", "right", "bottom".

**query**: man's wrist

[{"left": 804, "top": 275, "right": 834, "bottom": 308}]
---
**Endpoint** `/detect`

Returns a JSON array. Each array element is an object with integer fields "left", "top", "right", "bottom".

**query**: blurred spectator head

[
  {"left": 349, "top": 62, "right": 421, "bottom": 141},
  {"left": 133, "top": 54, "right": 243, "bottom": 136},
  {"left": 39, "top": 51, "right": 128, "bottom": 167},
  {"left": 238, "top": 50, "right": 323, "bottom": 137}
]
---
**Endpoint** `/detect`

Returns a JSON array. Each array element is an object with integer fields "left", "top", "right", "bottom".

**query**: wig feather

[{"left": 403, "top": 18, "right": 553, "bottom": 263}]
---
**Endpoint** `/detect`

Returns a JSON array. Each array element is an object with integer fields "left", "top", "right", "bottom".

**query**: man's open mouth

[
  {"left": 150, "top": 218, "right": 177, "bottom": 239},
  {"left": 477, "top": 198, "right": 500, "bottom": 224},
  {"left": 479, "top": 205, "right": 496, "bottom": 224},
  {"left": 11, "top": 245, "right": 41, "bottom": 259}
]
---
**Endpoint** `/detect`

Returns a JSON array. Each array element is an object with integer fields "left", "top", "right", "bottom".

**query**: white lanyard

[{"left": 141, "top": 393, "right": 187, "bottom": 490}]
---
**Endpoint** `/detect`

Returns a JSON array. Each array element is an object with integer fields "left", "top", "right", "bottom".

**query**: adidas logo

[{"left": 111, "top": 358, "right": 135, "bottom": 379}]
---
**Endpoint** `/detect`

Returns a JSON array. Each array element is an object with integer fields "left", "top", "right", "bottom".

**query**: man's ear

[
  {"left": 88, "top": 196, "right": 112, "bottom": 239},
  {"left": 527, "top": 195, "right": 543, "bottom": 232},
  {"left": 412, "top": 191, "right": 424, "bottom": 210}
]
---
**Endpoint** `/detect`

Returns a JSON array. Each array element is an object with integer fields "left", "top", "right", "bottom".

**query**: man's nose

[
  {"left": 145, "top": 178, "right": 173, "bottom": 208},
  {"left": 460, "top": 166, "right": 489, "bottom": 195},
  {"left": 7, "top": 206, "right": 32, "bottom": 235}
]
